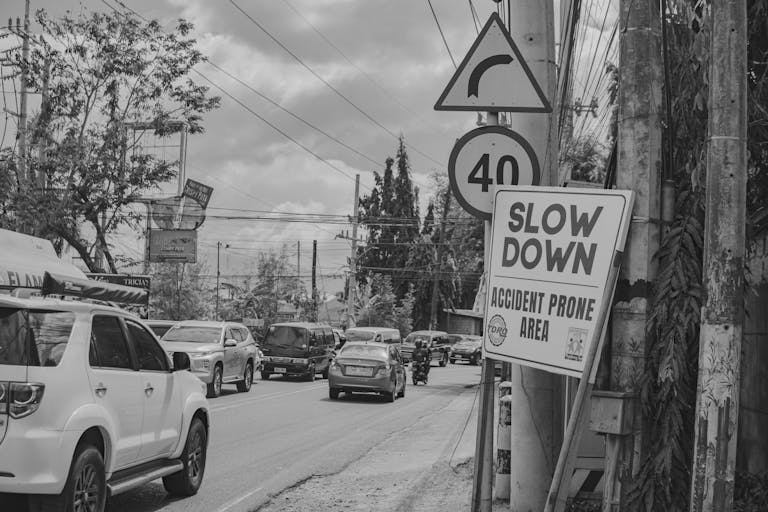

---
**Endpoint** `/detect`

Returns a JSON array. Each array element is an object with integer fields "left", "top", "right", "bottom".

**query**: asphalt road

[{"left": 106, "top": 362, "right": 482, "bottom": 512}]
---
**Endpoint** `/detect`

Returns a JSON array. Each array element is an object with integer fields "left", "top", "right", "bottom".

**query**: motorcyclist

[{"left": 412, "top": 339, "right": 431, "bottom": 377}]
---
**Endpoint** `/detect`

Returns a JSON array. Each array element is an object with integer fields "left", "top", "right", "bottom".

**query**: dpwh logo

[{"left": 487, "top": 315, "right": 508, "bottom": 346}]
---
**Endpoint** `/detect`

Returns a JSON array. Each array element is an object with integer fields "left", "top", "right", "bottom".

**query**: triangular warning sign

[{"left": 434, "top": 13, "right": 552, "bottom": 113}]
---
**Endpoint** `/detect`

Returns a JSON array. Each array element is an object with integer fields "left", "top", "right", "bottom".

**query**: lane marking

[
  {"left": 210, "top": 383, "right": 327, "bottom": 413},
  {"left": 213, "top": 486, "right": 263, "bottom": 512}
]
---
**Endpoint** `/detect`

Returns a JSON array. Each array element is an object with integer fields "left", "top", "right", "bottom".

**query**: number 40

[{"left": 468, "top": 153, "right": 519, "bottom": 192}]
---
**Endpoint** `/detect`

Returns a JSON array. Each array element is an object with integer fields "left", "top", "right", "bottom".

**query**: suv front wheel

[
  {"left": 163, "top": 417, "right": 207, "bottom": 496},
  {"left": 31, "top": 444, "right": 106, "bottom": 512},
  {"left": 207, "top": 365, "right": 223, "bottom": 398}
]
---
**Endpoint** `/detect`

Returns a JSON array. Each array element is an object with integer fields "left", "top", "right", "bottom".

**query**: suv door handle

[
  {"left": 144, "top": 384, "right": 154, "bottom": 396},
  {"left": 95, "top": 383, "right": 107, "bottom": 397}
]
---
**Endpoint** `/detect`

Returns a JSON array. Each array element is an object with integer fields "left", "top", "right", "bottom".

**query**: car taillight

[
  {"left": 8, "top": 383, "right": 45, "bottom": 419},
  {"left": 376, "top": 364, "right": 390, "bottom": 376}
]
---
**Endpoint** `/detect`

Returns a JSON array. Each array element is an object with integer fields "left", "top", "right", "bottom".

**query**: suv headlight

[{"left": 190, "top": 351, "right": 215, "bottom": 358}]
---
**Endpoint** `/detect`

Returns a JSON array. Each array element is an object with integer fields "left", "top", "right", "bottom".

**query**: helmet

[{"left": 415, "top": 340, "right": 423, "bottom": 349}]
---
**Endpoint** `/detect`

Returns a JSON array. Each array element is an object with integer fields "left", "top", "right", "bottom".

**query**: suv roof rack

[{"left": 41, "top": 271, "right": 148, "bottom": 305}]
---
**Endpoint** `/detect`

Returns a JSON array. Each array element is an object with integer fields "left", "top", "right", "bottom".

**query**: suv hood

[
  {"left": 162, "top": 341, "right": 222, "bottom": 354},
  {"left": 454, "top": 341, "right": 481, "bottom": 350}
]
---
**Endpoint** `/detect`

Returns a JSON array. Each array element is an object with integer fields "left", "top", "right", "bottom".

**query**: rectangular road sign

[
  {"left": 149, "top": 229, "right": 198, "bottom": 263},
  {"left": 182, "top": 178, "right": 214, "bottom": 209},
  {"left": 482, "top": 186, "right": 634, "bottom": 377}
]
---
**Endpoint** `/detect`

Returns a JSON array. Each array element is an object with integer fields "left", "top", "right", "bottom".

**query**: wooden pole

[
  {"left": 689, "top": 1, "right": 747, "bottom": 510},
  {"left": 546, "top": 253, "right": 622, "bottom": 512},
  {"left": 471, "top": 216, "right": 495, "bottom": 512},
  {"left": 429, "top": 187, "right": 451, "bottom": 330},
  {"left": 346, "top": 175, "right": 360, "bottom": 329}
]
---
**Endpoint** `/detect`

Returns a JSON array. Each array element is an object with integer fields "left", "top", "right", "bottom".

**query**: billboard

[{"left": 149, "top": 230, "right": 197, "bottom": 263}]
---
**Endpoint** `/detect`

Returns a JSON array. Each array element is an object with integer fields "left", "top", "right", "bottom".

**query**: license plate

[
  {"left": 274, "top": 367, "right": 286, "bottom": 374},
  {"left": 347, "top": 366, "right": 373, "bottom": 377}
]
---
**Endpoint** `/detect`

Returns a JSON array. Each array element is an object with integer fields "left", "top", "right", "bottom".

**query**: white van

[{"left": 343, "top": 327, "right": 402, "bottom": 349}]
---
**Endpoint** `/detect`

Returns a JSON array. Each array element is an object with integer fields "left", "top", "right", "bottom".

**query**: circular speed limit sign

[{"left": 448, "top": 126, "right": 540, "bottom": 220}]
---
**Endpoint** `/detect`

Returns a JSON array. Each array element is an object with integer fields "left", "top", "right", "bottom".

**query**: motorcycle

[{"left": 411, "top": 360, "right": 429, "bottom": 385}]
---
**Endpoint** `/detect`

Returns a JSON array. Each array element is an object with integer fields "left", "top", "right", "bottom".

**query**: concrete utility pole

[
  {"left": 504, "top": 1, "right": 560, "bottom": 509},
  {"left": 689, "top": 1, "right": 747, "bottom": 510},
  {"left": 604, "top": 0, "right": 662, "bottom": 508},
  {"left": 346, "top": 174, "right": 360, "bottom": 329}
]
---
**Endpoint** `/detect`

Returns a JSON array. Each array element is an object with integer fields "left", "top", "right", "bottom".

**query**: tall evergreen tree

[{"left": 357, "top": 136, "right": 420, "bottom": 300}]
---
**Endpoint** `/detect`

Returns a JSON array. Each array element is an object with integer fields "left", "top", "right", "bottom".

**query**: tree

[
  {"left": 354, "top": 273, "right": 415, "bottom": 337},
  {"left": 0, "top": 8, "right": 219, "bottom": 272},
  {"left": 357, "top": 136, "right": 420, "bottom": 299},
  {"left": 407, "top": 174, "right": 484, "bottom": 330},
  {"left": 150, "top": 262, "right": 211, "bottom": 321}
]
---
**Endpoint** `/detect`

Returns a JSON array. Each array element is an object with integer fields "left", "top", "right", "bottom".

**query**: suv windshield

[
  {"left": 263, "top": 326, "right": 307, "bottom": 347},
  {"left": 0, "top": 308, "right": 75, "bottom": 367},
  {"left": 344, "top": 330, "right": 376, "bottom": 342},
  {"left": 163, "top": 326, "right": 221, "bottom": 344},
  {"left": 405, "top": 333, "right": 431, "bottom": 344}
]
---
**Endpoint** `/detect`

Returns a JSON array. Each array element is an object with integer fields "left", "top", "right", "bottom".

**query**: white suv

[{"left": 0, "top": 295, "right": 210, "bottom": 511}]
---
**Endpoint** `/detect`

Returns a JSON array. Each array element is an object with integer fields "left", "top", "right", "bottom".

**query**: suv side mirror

[
  {"left": 173, "top": 352, "right": 191, "bottom": 371},
  {"left": 224, "top": 339, "right": 237, "bottom": 348}
]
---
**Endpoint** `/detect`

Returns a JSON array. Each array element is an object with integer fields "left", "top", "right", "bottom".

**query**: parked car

[
  {"left": 145, "top": 319, "right": 178, "bottom": 338},
  {"left": 161, "top": 320, "right": 262, "bottom": 398},
  {"left": 0, "top": 293, "right": 210, "bottom": 511},
  {"left": 260, "top": 322, "right": 335, "bottom": 381},
  {"left": 343, "top": 327, "right": 402, "bottom": 348},
  {"left": 449, "top": 334, "right": 483, "bottom": 365},
  {"left": 401, "top": 330, "right": 452, "bottom": 366},
  {"left": 328, "top": 341, "right": 406, "bottom": 402}
]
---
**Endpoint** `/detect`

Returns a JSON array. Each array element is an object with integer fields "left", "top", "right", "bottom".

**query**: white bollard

[{"left": 494, "top": 381, "right": 513, "bottom": 500}]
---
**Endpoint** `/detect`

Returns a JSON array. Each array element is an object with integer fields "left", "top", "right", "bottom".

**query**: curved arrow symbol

[{"left": 468, "top": 54, "right": 514, "bottom": 98}]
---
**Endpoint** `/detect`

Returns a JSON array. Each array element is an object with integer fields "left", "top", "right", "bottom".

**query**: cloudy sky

[{"left": 3, "top": 0, "right": 617, "bottom": 294}]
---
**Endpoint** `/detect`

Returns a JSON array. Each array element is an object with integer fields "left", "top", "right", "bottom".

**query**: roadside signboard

[
  {"left": 482, "top": 186, "right": 634, "bottom": 377},
  {"left": 182, "top": 178, "right": 214, "bottom": 209},
  {"left": 149, "top": 230, "right": 197, "bottom": 263},
  {"left": 86, "top": 273, "right": 151, "bottom": 318},
  {"left": 448, "top": 126, "right": 540, "bottom": 220},
  {"left": 434, "top": 12, "right": 551, "bottom": 112}
]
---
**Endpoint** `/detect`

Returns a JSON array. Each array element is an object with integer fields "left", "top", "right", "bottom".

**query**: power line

[
  {"left": 228, "top": 0, "right": 445, "bottom": 169},
  {"left": 279, "top": 0, "right": 427, "bottom": 125},
  {"left": 193, "top": 68, "right": 361, "bottom": 186},
  {"left": 426, "top": 0, "right": 457, "bottom": 69}
]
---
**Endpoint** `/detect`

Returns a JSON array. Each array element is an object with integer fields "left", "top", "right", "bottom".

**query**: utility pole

[
  {"left": 297, "top": 240, "right": 301, "bottom": 288},
  {"left": 690, "top": 1, "right": 747, "bottom": 510},
  {"left": 429, "top": 188, "right": 451, "bottom": 330},
  {"left": 312, "top": 239, "right": 318, "bottom": 322},
  {"left": 503, "top": 1, "right": 560, "bottom": 510},
  {"left": 346, "top": 174, "right": 360, "bottom": 329},
  {"left": 471, "top": 112, "right": 497, "bottom": 511},
  {"left": 216, "top": 241, "right": 223, "bottom": 319},
  {"left": 16, "top": 0, "right": 30, "bottom": 233},
  {"left": 604, "top": 0, "right": 662, "bottom": 509}
]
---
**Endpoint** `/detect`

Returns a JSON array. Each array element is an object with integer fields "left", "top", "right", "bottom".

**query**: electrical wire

[
  {"left": 279, "top": 0, "right": 427, "bottom": 126},
  {"left": 228, "top": 0, "right": 445, "bottom": 169},
  {"left": 193, "top": 68, "right": 361, "bottom": 186},
  {"left": 426, "top": 0, "right": 457, "bottom": 69}
]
